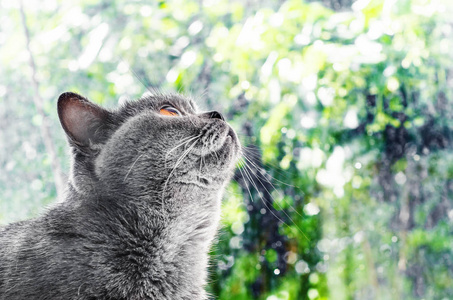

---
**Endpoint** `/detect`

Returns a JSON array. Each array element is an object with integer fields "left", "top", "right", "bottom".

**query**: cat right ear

[{"left": 57, "top": 92, "right": 112, "bottom": 150}]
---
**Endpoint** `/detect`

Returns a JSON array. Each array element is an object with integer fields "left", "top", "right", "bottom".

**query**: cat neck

[{"left": 67, "top": 182, "right": 220, "bottom": 298}]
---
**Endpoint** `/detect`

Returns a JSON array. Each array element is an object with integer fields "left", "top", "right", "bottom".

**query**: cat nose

[
  {"left": 209, "top": 111, "right": 225, "bottom": 121},
  {"left": 201, "top": 111, "right": 225, "bottom": 121}
]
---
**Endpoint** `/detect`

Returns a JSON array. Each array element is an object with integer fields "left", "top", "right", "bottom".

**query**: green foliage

[{"left": 2, "top": 0, "right": 453, "bottom": 299}]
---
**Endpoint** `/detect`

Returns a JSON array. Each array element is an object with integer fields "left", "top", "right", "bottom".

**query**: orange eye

[{"left": 160, "top": 106, "right": 180, "bottom": 116}]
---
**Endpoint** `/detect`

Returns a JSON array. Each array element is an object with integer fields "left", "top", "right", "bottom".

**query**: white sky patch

[
  {"left": 23, "top": 141, "right": 37, "bottom": 160},
  {"left": 294, "top": 33, "right": 310, "bottom": 46},
  {"left": 277, "top": 58, "right": 291, "bottom": 78},
  {"left": 0, "top": 85, "right": 6, "bottom": 97},
  {"left": 298, "top": 147, "right": 324, "bottom": 169},
  {"left": 295, "top": 260, "right": 310, "bottom": 274},
  {"left": 236, "top": 18, "right": 253, "bottom": 46},
  {"left": 229, "top": 236, "right": 242, "bottom": 249},
  {"left": 353, "top": 231, "right": 365, "bottom": 243},
  {"left": 117, "top": 61, "right": 129, "bottom": 73},
  {"left": 166, "top": 68, "right": 179, "bottom": 83},
  {"left": 78, "top": 23, "right": 109, "bottom": 69},
  {"left": 344, "top": 109, "right": 359, "bottom": 129},
  {"left": 387, "top": 77, "right": 400, "bottom": 92},
  {"left": 68, "top": 60, "right": 78, "bottom": 72},
  {"left": 31, "top": 179, "right": 43, "bottom": 191},
  {"left": 285, "top": 251, "right": 297, "bottom": 264},
  {"left": 352, "top": 0, "right": 372, "bottom": 12},
  {"left": 302, "top": 74, "right": 317, "bottom": 91},
  {"left": 241, "top": 80, "right": 250, "bottom": 90},
  {"left": 236, "top": 14, "right": 264, "bottom": 50},
  {"left": 114, "top": 74, "right": 134, "bottom": 94},
  {"left": 188, "top": 20, "right": 203, "bottom": 35},
  {"left": 231, "top": 221, "right": 244, "bottom": 235},
  {"left": 213, "top": 53, "right": 223, "bottom": 62},
  {"left": 118, "top": 95, "right": 129, "bottom": 106},
  {"left": 261, "top": 51, "right": 278, "bottom": 78},
  {"left": 317, "top": 238, "right": 331, "bottom": 252},
  {"left": 269, "top": 13, "right": 284, "bottom": 27},
  {"left": 119, "top": 37, "right": 132, "bottom": 50},
  {"left": 317, "top": 87, "right": 334, "bottom": 106},
  {"left": 395, "top": 172, "right": 407, "bottom": 185},
  {"left": 350, "top": 18, "right": 366, "bottom": 34},
  {"left": 39, "top": 25, "right": 67, "bottom": 45},
  {"left": 140, "top": 5, "right": 152, "bottom": 17},
  {"left": 172, "top": 36, "right": 190, "bottom": 53},
  {"left": 99, "top": 37, "right": 117, "bottom": 62},
  {"left": 180, "top": 50, "right": 197, "bottom": 68},
  {"left": 269, "top": 79, "right": 281, "bottom": 104},
  {"left": 300, "top": 112, "right": 317, "bottom": 129},
  {"left": 286, "top": 129, "right": 296, "bottom": 139},
  {"left": 304, "top": 92, "right": 317, "bottom": 106},
  {"left": 304, "top": 202, "right": 320, "bottom": 216},
  {"left": 448, "top": 209, "right": 453, "bottom": 221},
  {"left": 316, "top": 146, "right": 349, "bottom": 197},
  {"left": 355, "top": 34, "right": 384, "bottom": 64},
  {"left": 383, "top": 65, "right": 396, "bottom": 77}
]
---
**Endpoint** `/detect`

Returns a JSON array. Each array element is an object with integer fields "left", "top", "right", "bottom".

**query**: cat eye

[{"left": 160, "top": 105, "right": 181, "bottom": 116}]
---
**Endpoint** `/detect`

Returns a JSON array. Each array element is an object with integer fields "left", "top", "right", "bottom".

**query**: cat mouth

[
  {"left": 174, "top": 176, "right": 211, "bottom": 188},
  {"left": 227, "top": 127, "right": 235, "bottom": 139},
  {"left": 224, "top": 126, "right": 240, "bottom": 153}
]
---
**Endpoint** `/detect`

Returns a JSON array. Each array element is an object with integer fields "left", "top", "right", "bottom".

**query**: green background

[{"left": 1, "top": 0, "right": 453, "bottom": 299}]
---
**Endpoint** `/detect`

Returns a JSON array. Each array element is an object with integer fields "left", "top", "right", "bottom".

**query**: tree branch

[{"left": 19, "top": 1, "right": 65, "bottom": 199}]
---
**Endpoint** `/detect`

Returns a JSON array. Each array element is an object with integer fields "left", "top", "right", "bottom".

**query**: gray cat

[{"left": 0, "top": 91, "right": 240, "bottom": 299}]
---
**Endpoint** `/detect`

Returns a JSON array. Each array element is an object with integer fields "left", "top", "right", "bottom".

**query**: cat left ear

[{"left": 57, "top": 92, "right": 112, "bottom": 149}]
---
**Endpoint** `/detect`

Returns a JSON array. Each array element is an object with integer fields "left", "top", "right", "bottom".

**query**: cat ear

[{"left": 57, "top": 92, "right": 112, "bottom": 149}]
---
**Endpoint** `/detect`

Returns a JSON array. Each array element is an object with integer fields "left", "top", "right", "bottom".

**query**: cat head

[{"left": 57, "top": 92, "right": 240, "bottom": 215}]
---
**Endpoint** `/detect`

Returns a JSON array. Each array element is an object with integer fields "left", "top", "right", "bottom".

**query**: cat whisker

[
  {"left": 240, "top": 162, "right": 309, "bottom": 240},
  {"left": 171, "top": 139, "right": 199, "bottom": 172},
  {"left": 123, "top": 154, "right": 145, "bottom": 182},
  {"left": 242, "top": 146, "right": 303, "bottom": 192},
  {"left": 198, "top": 144, "right": 205, "bottom": 175},
  {"left": 187, "top": 115, "right": 197, "bottom": 127},
  {"left": 166, "top": 135, "right": 199, "bottom": 156},
  {"left": 202, "top": 153, "right": 206, "bottom": 172},
  {"left": 241, "top": 153, "right": 304, "bottom": 219},
  {"left": 213, "top": 146, "right": 220, "bottom": 162},
  {"left": 237, "top": 165, "right": 255, "bottom": 206},
  {"left": 123, "top": 59, "right": 159, "bottom": 97},
  {"left": 242, "top": 160, "right": 309, "bottom": 240},
  {"left": 165, "top": 135, "right": 200, "bottom": 168},
  {"left": 237, "top": 154, "right": 309, "bottom": 241},
  {"left": 161, "top": 138, "right": 199, "bottom": 207}
]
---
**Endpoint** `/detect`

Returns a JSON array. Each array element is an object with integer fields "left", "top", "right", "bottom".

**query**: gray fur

[{"left": 0, "top": 92, "right": 240, "bottom": 299}]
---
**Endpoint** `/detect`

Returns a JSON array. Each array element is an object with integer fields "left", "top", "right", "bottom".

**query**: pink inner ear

[
  {"left": 65, "top": 102, "right": 96, "bottom": 143},
  {"left": 59, "top": 95, "right": 104, "bottom": 145}
]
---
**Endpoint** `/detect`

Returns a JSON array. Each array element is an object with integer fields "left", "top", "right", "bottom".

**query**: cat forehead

[
  {"left": 159, "top": 93, "right": 198, "bottom": 113},
  {"left": 118, "top": 93, "right": 198, "bottom": 117}
]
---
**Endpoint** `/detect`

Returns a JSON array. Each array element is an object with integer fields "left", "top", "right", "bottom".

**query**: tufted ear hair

[{"left": 57, "top": 92, "right": 113, "bottom": 151}]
